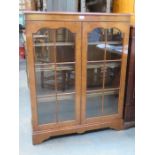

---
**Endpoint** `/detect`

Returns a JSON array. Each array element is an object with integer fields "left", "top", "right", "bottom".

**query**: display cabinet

[{"left": 25, "top": 12, "right": 130, "bottom": 144}]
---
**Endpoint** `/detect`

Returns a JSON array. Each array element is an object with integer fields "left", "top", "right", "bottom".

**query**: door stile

[
  {"left": 26, "top": 21, "right": 82, "bottom": 130},
  {"left": 75, "top": 24, "right": 82, "bottom": 124},
  {"left": 81, "top": 22, "right": 87, "bottom": 124},
  {"left": 26, "top": 25, "right": 39, "bottom": 131},
  {"left": 117, "top": 29, "right": 130, "bottom": 117},
  {"left": 81, "top": 22, "right": 130, "bottom": 124}
]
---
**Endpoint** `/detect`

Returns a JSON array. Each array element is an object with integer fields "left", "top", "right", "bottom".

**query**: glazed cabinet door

[
  {"left": 26, "top": 21, "right": 81, "bottom": 130},
  {"left": 81, "top": 22, "right": 129, "bottom": 124}
]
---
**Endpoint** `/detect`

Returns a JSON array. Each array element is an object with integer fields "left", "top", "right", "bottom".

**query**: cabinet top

[
  {"left": 24, "top": 11, "right": 131, "bottom": 16},
  {"left": 25, "top": 11, "right": 131, "bottom": 22}
]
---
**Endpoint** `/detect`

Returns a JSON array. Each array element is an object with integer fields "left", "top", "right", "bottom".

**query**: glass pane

[
  {"left": 56, "top": 29, "right": 75, "bottom": 62},
  {"left": 37, "top": 96, "right": 56, "bottom": 125},
  {"left": 86, "top": 28, "right": 121, "bottom": 120},
  {"left": 87, "top": 62, "right": 104, "bottom": 91},
  {"left": 87, "top": 61, "right": 121, "bottom": 90},
  {"left": 34, "top": 46, "right": 51, "bottom": 63},
  {"left": 103, "top": 93, "right": 118, "bottom": 115},
  {"left": 56, "top": 64, "right": 75, "bottom": 93},
  {"left": 58, "top": 94, "right": 75, "bottom": 122},
  {"left": 35, "top": 66, "right": 56, "bottom": 96},
  {"left": 33, "top": 28, "right": 76, "bottom": 125},
  {"left": 33, "top": 28, "right": 75, "bottom": 63},
  {"left": 106, "top": 28, "right": 123, "bottom": 60},
  {"left": 86, "top": 93, "right": 103, "bottom": 118},
  {"left": 33, "top": 28, "right": 55, "bottom": 63},
  {"left": 104, "top": 62, "right": 121, "bottom": 89},
  {"left": 88, "top": 28, "right": 105, "bottom": 61},
  {"left": 86, "top": 91, "right": 118, "bottom": 118}
]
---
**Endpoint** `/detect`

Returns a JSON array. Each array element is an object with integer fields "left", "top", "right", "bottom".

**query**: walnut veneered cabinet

[{"left": 25, "top": 12, "right": 130, "bottom": 144}]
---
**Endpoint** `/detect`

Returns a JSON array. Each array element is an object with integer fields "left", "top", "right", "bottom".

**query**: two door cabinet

[{"left": 25, "top": 12, "right": 130, "bottom": 144}]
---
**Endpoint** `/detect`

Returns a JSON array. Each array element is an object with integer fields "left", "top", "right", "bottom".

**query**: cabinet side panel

[{"left": 26, "top": 21, "right": 39, "bottom": 131}]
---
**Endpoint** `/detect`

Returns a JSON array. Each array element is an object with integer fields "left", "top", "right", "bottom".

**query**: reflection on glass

[
  {"left": 86, "top": 92, "right": 118, "bottom": 118},
  {"left": 58, "top": 95, "right": 75, "bottom": 121},
  {"left": 88, "top": 28, "right": 105, "bottom": 61},
  {"left": 88, "top": 28, "right": 105, "bottom": 42},
  {"left": 86, "top": 28, "right": 122, "bottom": 119},
  {"left": 106, "top": 28, "right": 123, "bottom": 60},
  {"left": 88, "top": 45, "right": 106, "bottom": 61},
  {"left": 87, "top": 28, "right": 123, "bottom": 61},
  {"left": 106, "top": 47, "right": 122, "bottom": 60},
  {"left": 107, "top": 28, "right": 122, "bottom": 42},
  {"left": 87, "top": 28, "right": 122, "bottom": 91}
]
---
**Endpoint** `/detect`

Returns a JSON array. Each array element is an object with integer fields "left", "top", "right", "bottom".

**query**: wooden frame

[
  {"left": 81, "top": 22, "right": 129, "bottom": 125},
  {"left": 26, "top": 21, "right": 82, "bottom": 131},
  {"left": 25, "top": 12, "right": 130, "bottom": 144}
]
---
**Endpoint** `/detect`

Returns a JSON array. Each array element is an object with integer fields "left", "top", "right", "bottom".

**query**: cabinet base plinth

[{"left": 32, "top": 118, "right": 123, "bottom": 144}]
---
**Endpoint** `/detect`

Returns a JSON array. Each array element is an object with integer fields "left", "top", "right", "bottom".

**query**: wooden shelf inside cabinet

[
  {"left": 88, "top": 41, "right": 122, "bottom": 45},
  {"left": 34, "top": 41, "right": 122, "bottom": 47},
  {"left": 34, "top": 42, "right": 74, "bottom": 47},
  {"left": 35, "top": 61, "right": 121, "bottom": 72},
  {"left": 87, "top": 62, "right": 120, "bottom": 69},
  {"left": 33, "top": 35, "right": 49, "bottom": 39},
  {"left": 25, "top": 12, "right": 130, "bottom": 144}
]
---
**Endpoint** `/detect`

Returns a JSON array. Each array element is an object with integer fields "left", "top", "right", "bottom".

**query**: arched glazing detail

[
  {"left": 33, "top": 28, "right": 75, "bottom": 63},
  {"left": 106, "top": 28, "right": 123, "bottom": 60},
  {"left": 86, "top": 28, "right": 123, "bottom": 119},
  {"left": 32, "top": 28, "right": 76, "bottom": 125},
  {"left": 88, "top": 28, "right": 106, "bottom": 61}
]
